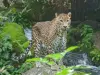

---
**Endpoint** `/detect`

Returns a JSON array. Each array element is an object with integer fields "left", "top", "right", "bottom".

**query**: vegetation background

[{"left": 0, "top": 0, "right": 100, "bottom": 75}]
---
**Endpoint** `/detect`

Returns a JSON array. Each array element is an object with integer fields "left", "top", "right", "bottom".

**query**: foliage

[
  {"left": 0, "top": 8, "right": 32, "bottom": 28},
  {"left": 0, "top": 35, "right": 12, "bottom": 66},
  {"left": 0, "top": 7, "right": 32, "bottom": 75},
  {"left": 0, "top": 15, "right": 7, "bottom": 26},
  {"left": 26, "top": 46, "right": 79, "bottom": 65},
  {"left": 11, "top": 62, "right": 34, "bottom": 75},
  {"left": 45, "top": 46, "right": 79, "bottom": 62},
  {"left": 90, "top": 48, "right": 100, "bottom": 66},
  {"left": 11, "top": 8, "right": 33, "bottom": 28},
  {"left": 79, "top": 25, "right": 93, "bottom": 51},
  {"left": 67, "top": 24, "right": 93, "bottom": 52},
  {"left": 0, "top": 22, "right": 27, "bottom": 53},
  {"left": 25, "top": 46, "right": 79, "bottom": 75},
  {"left": 1, "top": 0, "right": 71, "bottom": 22},
  {"left": 22, "top": 0, "right": 71, "bottom": 21},
  {"left": 0, "top": 36, "right": 33, "bottom": 75},
  {"left": 12, "top": 40, "right": 25, "bottom": 53},
  {"left": 26, "top": 58, "right": 55, "bottom": 66},
  {"left": 0, "top": 46, "right": 78, "bottom": 74},
  {"left": 67, "top": 24, "right": 100, "bottom": 65},
  {"left": 23, "top": 0, "right": 54, "bottom": 21},
  {"left": 0, "top": 19, "right": 30, "bottom": 75},
  {"left": 22, "top": 40, "right": 30, "bottom": 49},
  {"left": 56, "top": 65, "right": 91, "bottom": 75},
  {"left": 0, "top": 1, "right": 100, "bottom": 74},
  {"left": 78, "top": 25, "right": 100, "bottom": 66},
  {"left": 0, "top": 8, "right": 17, "bottom": 26},
  {"left": 0, "top": 22, "right": 27, "bottom": 43},
  {"left": 0, "top": 35, "right": 13, "bottom": 75},
  {"left": 0, "top": 32, "right": 32, "bottom": 75}
]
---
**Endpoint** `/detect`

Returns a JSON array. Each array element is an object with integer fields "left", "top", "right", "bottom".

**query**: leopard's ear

[
  {"left": 68, "top": 12, "right": 71, "bottom": 18},
  {"left": 55, "top": 13, "right": 58, "bottom": 17}
]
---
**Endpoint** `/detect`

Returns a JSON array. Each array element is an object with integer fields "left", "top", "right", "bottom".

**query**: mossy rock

[{"left": 0, "top": 22, "right": 28, "bottom": 53}]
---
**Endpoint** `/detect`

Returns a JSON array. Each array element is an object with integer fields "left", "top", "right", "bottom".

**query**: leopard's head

[{"left": 55, "top": 12, "right": 71, "bottom": 30}]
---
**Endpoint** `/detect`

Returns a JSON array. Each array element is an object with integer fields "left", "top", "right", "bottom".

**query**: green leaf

[
  {"left": 39, "top": 58, "right": 49, "bottom": 63},
  {"left": 0, "top": 48, "right": 2, "bottom": 52},
  {"left": 56, "top": 68, "right": 70, "bottom": 75},
  {"left": 22, "top": 41, "right": 30, "bottom": 49},
  {"left": 65, "top": 46, "right": 79, "bottom": 52},
  {"left": 46, "top": 53, "right": 63, "bottom": 61},
  {"left": 26, "top": 58, "right": 41, "bottom": 62},
  {"left": 47, "top": 61, "right": 55, "bottom": 65}
]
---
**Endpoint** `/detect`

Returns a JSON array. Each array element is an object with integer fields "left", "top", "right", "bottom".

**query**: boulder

[
  {"left": 62, "top": 52, "right": 93, "bottom": 66},
  {"left": 22, "top": 62, "right": 58, "bottom": 75}
]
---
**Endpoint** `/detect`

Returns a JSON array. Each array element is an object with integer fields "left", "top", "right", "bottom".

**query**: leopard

[{"left": 32, "top": 12, "right": 71, "bottom": 57}]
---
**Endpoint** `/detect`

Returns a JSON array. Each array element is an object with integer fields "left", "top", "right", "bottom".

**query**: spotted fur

[{"left": 32, "top": 12, "right": 71, "bottom": 57}]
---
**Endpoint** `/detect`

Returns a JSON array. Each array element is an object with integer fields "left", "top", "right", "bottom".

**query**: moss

[
  {"left": 0, "top": 22, "right": 27, "bottom": 44},
  {"left": 0, "top": 22, "right": 28, "bottom": 53}
]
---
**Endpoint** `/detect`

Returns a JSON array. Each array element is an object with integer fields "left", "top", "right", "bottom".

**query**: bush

[
  {"left": 0, "top": 35, "right": 13, "bottom": 75},
  {"left": 79, "top": 25, "right": 93, "bottom": 51},
  {"left": 0, "top": 8, "right": 32, "bottom": 28}
]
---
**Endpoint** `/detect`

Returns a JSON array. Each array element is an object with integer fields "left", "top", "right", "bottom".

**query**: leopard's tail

[{"left": 11, "top": 40, "right": 33, "bottom": 63}]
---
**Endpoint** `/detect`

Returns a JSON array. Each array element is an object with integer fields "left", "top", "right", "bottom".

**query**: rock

[
  {"left": 61, "top": 51, "right": 100, "bottom": 75},
  {"left": 22, "top": 62, "right": 58, "bottom": 75},
  {"left": 74, "top": 65, "right": 100, "bottom": 75},
  {"left": 62, "top": 52, "right": 93, "bottom": 66}
]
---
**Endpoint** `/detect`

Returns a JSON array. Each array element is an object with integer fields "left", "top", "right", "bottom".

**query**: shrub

[{"left": 0, "top": 35, "right": 13, "bottom": 75}]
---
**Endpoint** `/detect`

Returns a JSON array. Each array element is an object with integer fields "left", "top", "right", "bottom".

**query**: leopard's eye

[{"left": 60, "top": 19, "right": 63, "bottom": 22}]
